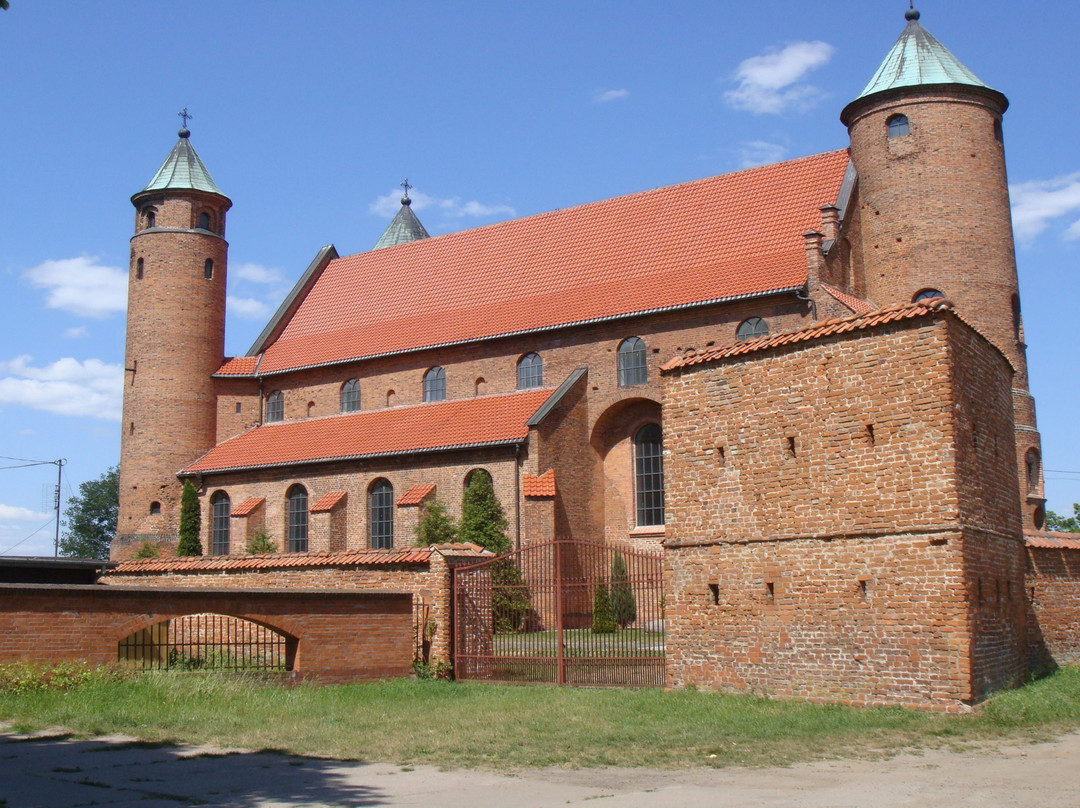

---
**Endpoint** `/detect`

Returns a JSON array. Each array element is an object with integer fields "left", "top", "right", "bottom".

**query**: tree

[
  {"left": 1046, "top": 503, "right": 1080, "bottom": 533},
  {"left": 611, "top": 551, "right": 637, "bottom": 628},
  {"left": 414, "top": 499, "right": 457, "bottom": 546},
  {"left": 176, "top": 479, "right": 202, "bottom": 556},
  {"left": 59, "top": 466, "right": 118, "bottom": 559},
  {"left": 591, "top": 582, "right": 615, "bottom": 634},
  {"left": 459, "top": 470, "right": 509, "bottom": 554}
]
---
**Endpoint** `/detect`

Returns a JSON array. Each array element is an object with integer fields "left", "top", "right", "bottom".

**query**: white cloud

[
  {"left": 724, "top": 41, "right": 835, "bottom": 115},
  {"left": 227, "top": 296, "right": 272, "bottom": 320},
  {"left": 0, "top": 504, "right": 51, "bottom": 522},
  {"left": 24, "top": 256, "right": 127, "bottom": 318},
  {"left": 65, "top": 326, "right": 89, "bottom": 339},
  {"left": 370, "top": 189, "right": 515, "bottom": 220},
  {"left": 232, "top": 262, "right": 283, "bottom": 285},
  {"left": 0, "top": 355, "right": 123, "bottom": 421},
  {"left": 1010, "top": 171, "right": 1080, "bottom": 242},
  {"left": 739, "top": 140, "right": 789, "bottom": 168},
  {"left": 594, "top": 88, "right": 629, "bottom": 104}
]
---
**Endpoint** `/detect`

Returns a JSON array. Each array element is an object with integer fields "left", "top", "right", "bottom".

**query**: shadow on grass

[{"left": 0, "top": 733, "right": 389, "bottom": 807}]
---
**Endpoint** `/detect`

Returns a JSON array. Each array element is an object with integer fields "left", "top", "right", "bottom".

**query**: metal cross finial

[
  {"left": 178, "top": 107, "right": 193, "bottom": 128},
  {"left": 400, "top": 178, "right": 412, "bottom": 197}
]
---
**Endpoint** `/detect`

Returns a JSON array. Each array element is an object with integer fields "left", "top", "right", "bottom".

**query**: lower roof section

[{"left": 182, "top": 387, "right": 557, "bottom": 475}]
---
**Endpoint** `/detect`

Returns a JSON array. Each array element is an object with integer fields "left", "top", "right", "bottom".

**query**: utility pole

[{"left": 53, "top": 458, "right": 66, "bottom": 557}]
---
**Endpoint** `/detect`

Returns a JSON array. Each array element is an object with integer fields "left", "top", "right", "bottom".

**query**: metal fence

[
  {"left": 453, "top": 540, "right": 665, "bottom": 686},
  {"left": 117, "top": 612, "right": 291, "bottom": 671}
]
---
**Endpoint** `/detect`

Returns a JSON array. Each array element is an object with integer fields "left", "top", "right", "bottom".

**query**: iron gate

[
  {"left": 453, "top": 540, "right": 665, "bottom": 686},
  {"left": 117, "top": 613, "right": 291, "bottom": 671}
]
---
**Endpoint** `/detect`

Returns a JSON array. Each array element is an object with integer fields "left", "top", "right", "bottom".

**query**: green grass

[{"left": 1, "top": 663, "right": 1079, "bottom": 770}]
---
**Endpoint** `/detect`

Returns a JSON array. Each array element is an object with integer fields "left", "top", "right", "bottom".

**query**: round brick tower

[
  {"left": 841, "top": 9, "right": 1045, "bottom": 531},
  {"left": 115, "top": 125, "right": 232, "bottom": 556}
]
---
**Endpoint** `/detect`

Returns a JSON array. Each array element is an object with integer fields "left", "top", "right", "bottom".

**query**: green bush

[
  {"left": 0, "top": 662, "right": 126, "bottom": 693},
  {"left": 459, "top": 470, "right": 509, "bottom": 554},
  {"left": 414, "top": 499, "right": 457, "bottom": 546},
  {"left": 176, "top": 480, "right": 202, "bottom": 556},
  {"left": 134, "top": 541, "right": 160, "bottom": 559},
  {"left": 592, "top": 582, "right": 615, "bottom": 634},
  {"left": 611, "top": 551, "right": 637, "bottom": 628},
  {"left": 245, "top": 529, "right": 277, "bottom": 555},
  {"left": 492, "top": 559, "right": 531, "bottom": 633}
]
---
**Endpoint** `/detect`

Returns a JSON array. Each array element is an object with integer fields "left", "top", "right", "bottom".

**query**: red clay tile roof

[
  {"left": 251, "top": 150, "right": 849, "bottom": 375},
  {"left": 820, "top": 282, "right": 876, "bottom": 315},
  {"left": 230, "top": 497, "right": 265, "bottom": 517},
  {"left": 111, "top": 547, "right": 436, "bottom": 575},
  {"left": 522, "top": 469, "right": 556, "bottom": 497},
  {"left": 1026, "top": 533, "right": 1080, "bottom": 551},
  {"left": 215, "top": 356, "right": 259, "bottom": 376},
  {"left": 182, "top": 388, "right": 555, "bottom": 474},
  {"left": 397, "top": 483, "right": 435, "bottom": 506},
  {"left": 661, "top": 299, "right": 953, "bottom": 372},
  {"left": 310, "top": 491, "right": 347, "bottom": 513}
]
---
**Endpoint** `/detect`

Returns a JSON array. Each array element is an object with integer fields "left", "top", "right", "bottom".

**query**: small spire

[
  {"left": 400, "top": 178, "right": 413, "bottom": 206},
  {"left": 905, "top": 2, "right": 920, "bottom": 21},
  {"left": 177, "top": 107, "right": 193, "bottom": 138}
]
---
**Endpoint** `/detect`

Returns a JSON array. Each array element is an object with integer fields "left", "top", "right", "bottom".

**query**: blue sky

[{"left": 1, "top": 1, "right": 1078, "bottom": 555}]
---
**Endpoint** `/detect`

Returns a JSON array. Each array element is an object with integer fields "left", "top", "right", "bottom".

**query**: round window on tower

[{"left": 913, "top": 289, "right": 945, "bottom": 303}]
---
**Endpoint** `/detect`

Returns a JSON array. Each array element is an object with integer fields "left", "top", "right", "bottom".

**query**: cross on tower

[
  {"left": 400, "top": 178, "right": 412, "bottom": 197},
  {"left": 178, "top": 107, "right": 193, "bottom": 129}
]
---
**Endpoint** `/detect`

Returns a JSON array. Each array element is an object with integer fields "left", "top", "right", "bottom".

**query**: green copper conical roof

[
  {"left": 373, "top": 194, "right": 431, "bottom": 250},
  {"left": 140, "top": 128, "right": 225, "bottom": 196},
  {"left": 855, "top": 9, "right": 995, "bottom": 100}
]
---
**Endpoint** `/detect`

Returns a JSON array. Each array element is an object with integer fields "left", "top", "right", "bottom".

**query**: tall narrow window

[
  {"left": 145, "top": 209, "right": 156, "bottom": 228},
  {"left": 210, "top": 491, "right": 231, "bottom": 555},
  {"left": 634, "top": 423, "right": 664, "bottom": 527},
  {"left": 136, "top": 258, "right": 144, "bottom": 279},
  {"left": 266, "top": 391, "right": 284, "bottom": 422},
  {"left": 286, "top": 485, "right": 308, "bottom": 553},
  {"left": 423, "top": 367, "right": 446, "bottom": 402},
  {"left": 369, "top": 479, "right": 394, "bottom": 550},
  {"left": 198, "top": 212, "right": 211, "bottom": 230},
  {"left": 517, "top": 353, "right": 543, "bottom": 389},
  {"left": 341, "top": 379, "right": 361, "bottom": 412},
  {"left": 736, "top": 317, "right": 769, "bottom": 341},
  {"left": 1026, "top": 449, "right": 1040, "bottom": 493},
  {"left": 887, "top": 114, "right": 910, "bottom": 137},
  {"left": 617, "top": 337, "right": 647, "bottom": 386},
  {"left": 204, "top": 259, "right": 214, "bottom": 279}
]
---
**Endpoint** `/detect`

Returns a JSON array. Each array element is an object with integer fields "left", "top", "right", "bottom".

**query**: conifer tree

[
  {"left": 611, "top": 551, "right": 637, "bottom": 628},
  {"left": 176, "top": 480, "right": 202, "bottom": 556},
  {"left": 414, "top": 499, "right": 458, "bottom": 546},
  {"left": 592, "top": 582, "right": 615, "bottom": 634},
  {"left": 459, "top": 471, "right": 509, "bottom": 554}
]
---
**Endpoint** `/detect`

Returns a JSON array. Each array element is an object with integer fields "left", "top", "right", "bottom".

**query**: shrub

[
  {"left": 414, "top": 499, "right": 457, "bottom": 547},
  {"left": 492, "top": 559, "right": 530, "bottom": 634},
  {"left": 246, "top": 529, "right": 277, "bottom": 555},
  {"left": 134, "top": 541, "right": 160, "bottom": 559},
  {"left": 176, "top": 480, "right": 202, "bottom": 556},
  {"left": 459, "top": 470, "right": 509, "bottom": 554},
  {"left": 611, "top": 551, "right": 637, "bottom": 628},
  {"left": 592, "top": 582, "right": 615, "bottom": 634}
]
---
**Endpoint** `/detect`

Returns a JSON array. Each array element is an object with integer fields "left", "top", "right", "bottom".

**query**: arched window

[
  {"left": 149, "top": 501, "right": 161, "bottom": 515},
  {"left": 994, "top": 119, "right": 1004, "bottom": 143},
  {"left": 266, "top": 391, "right": 284, "bottom": 423},
  {"left": 887, "top": 114, "right": 910, "bottom": 138},
  {"left": 1026, "top": 449, "right": 1041, "bottom": 494},
  {"left": 617, "top": 337, "right": 647, "bottom": 387},
  {"left": 369, "top": 479, "right": 394, "bottom": 550},
  {"left": 286, "top": 485, "right": 308, "bottom": 553},
  {"left": 424, "top": 367, "right": 446, "bottom": 402},
  {"left": 517, "top": 353, "right": 543, "bottom": 389},
  {"left": 136, "top": 258, "right": 144, "bottom": 280},
  {"left": 144, "top": 208, "right": 156, "bottom": 229},
  {"left": 198, "top": 212, "right": 211, "bottom": 230},
  {"left": 634, "top": 423, "right": 664, "bottom": 527},
  {"left": 1011, "top": 294, "right": 1023, "bottom": 343},
  {"left": 210, "top": 491, "right": 231, "bottom": 555},
  {"left": 914, "top": 289, "right": 944, "bottom": 303},
  {"left": 736, "top": 317, "right": 769, "bottom": 341},
  {"left": 204, "top": 258, "right": 214, "bottom": 279},
  {"left": 341, "top": 379, "right": 361, "bottom": 412}
]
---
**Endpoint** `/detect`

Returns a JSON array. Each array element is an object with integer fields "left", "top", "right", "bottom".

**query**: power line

[{"left": 0, "top": 516, "right": 56, "bottom": 556}]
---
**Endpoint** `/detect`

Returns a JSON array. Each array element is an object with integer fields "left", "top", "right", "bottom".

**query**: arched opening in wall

[
  {"left": 306, "top": 401, "right": 315, "bottom": 417},
  {"left": 1026, "top": 449, "right": 1041, "bottom": 494},
  {"left": 1012, "top": 294, "right": 1024, "bottom": 344},
  {"left": 118, "top": 613, "right": 294, "bottom": 671},
  {"left": 1034, "top": 505, "right": 1046, "bottom": 531},
  {"left": 474, "top": 377, "right": 487, "bottom": 396},
  {"left": 143, "top": 208, "right": 156, "bottom": 229},
  {"left": 210, "top": 491, "right": 231, "bottom": 555},
  {"left": 286, "top": 484, "right": 308, "bottom": 553},
  {"left": 994, "top": 118, "right": 1004, "bottom": 143},
  {"left": 517, "top": 352, "right": 543, "bottom": 389},
  {"left": 887, "top": 113, "right": 910, "bottom": 138},
  {"left": 204, "top": 259, "right": 214, "bottom": 279},
  {"left": 386, "top": 388, "right": 396, "bottom": 407},
  {"left": 369, "top": 478, "right": 394, "bottom": 550},
  {"left": 136, "top": 258, "right": 144, "bottom": 279},
  {"left": 198, "top": 211, "right": 211, "bottom": 230},
  {"left": 617, "top": 337, "right": 647, "bottom": 387},
  {"left": 424, "top": 366, "right": 446, "bottom": 402},
  {"left": 149, "top": 501, "right": 161, "bottom": 515},
  {"left": 266, "top": 391, "right": 284, "bottom": 422},
  {"left": 914, "top": 288, "right": 945, "bottom": 303},
  {"left": 341, "top": 379, "right": 361, "bottom": 412},
  {"left": 736, "top": 317, "right": 769, "bottom": 341},
  {"left": 590, "top": 397, "right": 662, "bottom": 540}
]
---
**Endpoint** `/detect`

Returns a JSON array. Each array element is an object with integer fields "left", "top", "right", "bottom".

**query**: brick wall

[
  {"left": 0, "top": 584, "right": 413, "bottom": 683},
  {"left": 1027, "top": 544, "right": 1080, "bottom": 666},
  {"left": 662, "top": 308, "right": 1025, "bottom": 708}
]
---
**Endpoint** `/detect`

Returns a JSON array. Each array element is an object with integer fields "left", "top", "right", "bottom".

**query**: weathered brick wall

[
  {"left": 662, "top": 309, "right": 1025, "bottom": 708},
  {"left": 0, "top": 584, "right": 413, "bottom": 683},
  {"left": 1027, "top": 545, "right": 1080, "bottom": 666}
]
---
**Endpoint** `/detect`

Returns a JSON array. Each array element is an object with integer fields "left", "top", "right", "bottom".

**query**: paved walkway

[{"left": 2, "top": 726, "right": 1079, "bottom": 807}]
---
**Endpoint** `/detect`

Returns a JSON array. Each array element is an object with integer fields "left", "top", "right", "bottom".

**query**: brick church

[{"left": 107, "top": 10, "right": 1076, "bottom": 707}]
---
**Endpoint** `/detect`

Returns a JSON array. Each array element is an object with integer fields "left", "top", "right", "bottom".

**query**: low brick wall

[
  {"left": 0, "top": 584, "right": 413, "bottom": 682},
  {"left": 1027, "top": 542, "right": 1080, "bottom": 667}
]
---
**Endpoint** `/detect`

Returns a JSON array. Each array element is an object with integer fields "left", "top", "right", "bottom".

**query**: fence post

[{"left": 555, "top": 541, "right": 565, "bottom": 685}]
